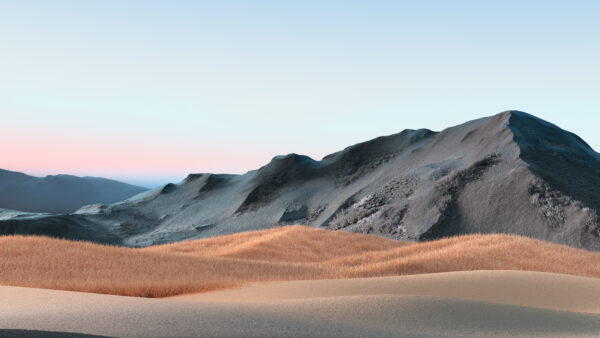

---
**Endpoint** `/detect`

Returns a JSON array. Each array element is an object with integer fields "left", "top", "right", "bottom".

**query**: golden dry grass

[
  {"left": 145, "top": 225, "right": 409, "bottom": 262},
  {"left": 1, "top": 225, "right": 600, "bottom": 297}
]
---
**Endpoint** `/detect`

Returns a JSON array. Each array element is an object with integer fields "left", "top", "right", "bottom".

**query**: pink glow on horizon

[{"left": 1, "top": 129, "right": 277, "bottom": 178}]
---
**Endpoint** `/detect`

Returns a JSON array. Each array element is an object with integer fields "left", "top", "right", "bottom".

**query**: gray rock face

[{"left": 2, "top": 111, "right": 600, "bottom": 251}]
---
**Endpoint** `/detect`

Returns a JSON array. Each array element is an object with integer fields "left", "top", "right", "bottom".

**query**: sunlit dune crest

[
  {"left": 1, "top": 225, "right": 600, "bottom": 297},
  {"left": 145, "top": 225, "right": 410, "bottom": 262}
]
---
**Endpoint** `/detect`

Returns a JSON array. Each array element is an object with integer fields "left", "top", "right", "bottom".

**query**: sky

[{"left": 1, "top": 1, "right": 599, "bottom": 188}]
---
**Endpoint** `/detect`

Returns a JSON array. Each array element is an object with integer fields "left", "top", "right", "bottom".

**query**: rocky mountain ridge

[{"left": 1, "top": 111, "right": 599, "bottom": 251}]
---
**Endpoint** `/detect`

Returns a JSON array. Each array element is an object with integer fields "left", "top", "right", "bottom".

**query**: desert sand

[
  {"left": 3, "top": 227, "right": 600, "bottom": 336},
  {"left": 0, "top": 226, "right": 600, "bottom": 337},
  {"left": 170, "top": 270, "right": 600, "bottom": 314},
  {"left": 2, "top": 271, "right": 600, "bottom": 337}
]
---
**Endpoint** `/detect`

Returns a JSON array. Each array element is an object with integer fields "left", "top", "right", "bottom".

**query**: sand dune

[
  {"left": 2, "top": 271, "right": 600, "bottom": 337},
  {"left": 2, "top": 226, "right": 600, "bottom": 297},
  {"left": 3, "top": 227, "right": 600, "bottom": 336},
  {"left": 145, "top": 225, "right": 410, "bottom": 262},
  {"left": 171, "top": 270, "right": 600, "bottom": 314}
]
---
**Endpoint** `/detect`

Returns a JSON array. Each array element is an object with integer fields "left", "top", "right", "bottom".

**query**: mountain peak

[
  {"left": 253, "top": 153, "right": 320, "bottom": 185},
  {"left": 3, "top": 111, "right": 600, "bottom": 251},
  {"left": 499, "top": 109, "right": 528, "bottom": 116},
  {"left": 506, "top": 110, "right": 595, "bottom": 153}
]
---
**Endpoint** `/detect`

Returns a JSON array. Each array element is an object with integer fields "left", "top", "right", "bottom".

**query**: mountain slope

[
  {"left": 0, "top": 170, "right": 148, "bottom": 213},
  {"left": 2, "top": 111, "right": 599, "bottom": 250}
]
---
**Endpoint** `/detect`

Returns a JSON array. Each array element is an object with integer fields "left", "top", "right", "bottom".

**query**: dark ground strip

[{"left": 0, "top": 330, "right": 111, "bottom": 338}]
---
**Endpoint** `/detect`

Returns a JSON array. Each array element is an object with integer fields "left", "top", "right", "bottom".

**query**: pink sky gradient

[
  {"left": 1, "top": 128, "right": 283, "bottom": 186},
  {"left": 2, "top": 1, "right": 600, "bottom": 187}
]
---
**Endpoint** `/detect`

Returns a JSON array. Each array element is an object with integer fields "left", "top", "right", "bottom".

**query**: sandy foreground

[{"left": 2, "top": 270, "right": 600, "bottom": 337}]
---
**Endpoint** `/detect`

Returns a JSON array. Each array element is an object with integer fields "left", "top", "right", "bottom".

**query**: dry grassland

[{"left": 1, "top": 226, "right": 599, "bottom": 297}]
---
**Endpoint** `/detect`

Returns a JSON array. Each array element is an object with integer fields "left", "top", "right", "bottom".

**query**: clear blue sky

[{"left": 1, "top": 1, "right": 599, "bottom": 187}]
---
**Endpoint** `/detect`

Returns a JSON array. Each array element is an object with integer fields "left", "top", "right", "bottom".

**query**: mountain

[
  {"left": 0, "top": 170, "right": 148, "bottom": 213},
  {"left": 1, "top": 111, "right": 599, "bottom": 251}
]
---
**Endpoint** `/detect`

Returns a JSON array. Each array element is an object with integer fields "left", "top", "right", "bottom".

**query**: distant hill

[
  {"left": 0, "top": 170, "right": 147, "bottom": 213},
  {"left": 2, "top": 111, "right": 600, "bottom": 251}
]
